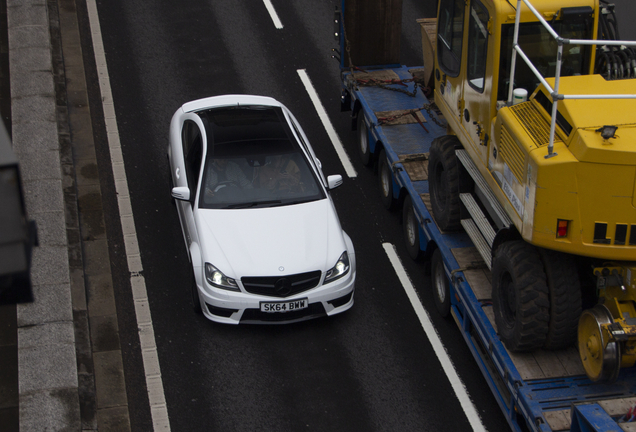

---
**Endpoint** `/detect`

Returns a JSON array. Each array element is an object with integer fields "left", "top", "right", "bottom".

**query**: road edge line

[
  {"left": 382, "top": 242, "right": 487, "bottom": 432},
  {"left": 84, "top": 1, "right": 171, "bottom": 430}
]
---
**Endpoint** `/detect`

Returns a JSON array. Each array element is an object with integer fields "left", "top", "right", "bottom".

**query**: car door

[{"left": 172, "top": 113, "right": 206, "bottom": 252}]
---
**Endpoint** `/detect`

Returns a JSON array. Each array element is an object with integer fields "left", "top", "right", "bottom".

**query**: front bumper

[{"left": 194, "top": 268, "right": 356, "bottom": 324}]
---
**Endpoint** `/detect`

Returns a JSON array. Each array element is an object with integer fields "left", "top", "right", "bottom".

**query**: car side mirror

[
  {"left": 327, "top": 175, "right": 343, "bottom": 190},
  {"left": 171, "top": 186, "right": 191, "bottom": 201}
]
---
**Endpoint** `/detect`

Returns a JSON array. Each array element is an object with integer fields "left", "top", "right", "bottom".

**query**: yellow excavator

[{"left": 427, "top": 0, "right": 636, "bottom": 382}]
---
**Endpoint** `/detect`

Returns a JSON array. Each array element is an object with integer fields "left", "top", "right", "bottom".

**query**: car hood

[{"left": 197, "top": 199, "right": 345, "bottom": 278}]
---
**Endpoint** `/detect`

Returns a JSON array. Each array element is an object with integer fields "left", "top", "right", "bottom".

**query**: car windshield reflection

[
  {"left": 200, "top": 154, "right": 323, "bottom": 209},
  {"left": 196, "top": 105, "right": 326, "bottom": 210}
]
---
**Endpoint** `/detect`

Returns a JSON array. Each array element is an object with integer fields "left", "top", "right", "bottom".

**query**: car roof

[{"left": 181, "top": 95, "right": 282, "bottom": 114}]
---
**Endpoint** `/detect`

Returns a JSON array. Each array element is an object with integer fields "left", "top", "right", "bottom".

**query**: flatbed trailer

[{"left": 339, "top": 64, "right": 636, "bottom": 432}]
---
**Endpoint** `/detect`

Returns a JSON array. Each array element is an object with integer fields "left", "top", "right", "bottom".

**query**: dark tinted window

[
  {"left": 437, "top": 0, "right": 465, "bottom": 77},
  {"left": 182, "top": 120, "right": 203, "bottom": 189},
  {"left": 196, "top": 106, "right": 325, "bottom": 209},
  {"left": 498, "top": 20, "right": 592, "bottom": 101},
  {"left": 467, "top": 0, "right": 489, "bottom": 92}
]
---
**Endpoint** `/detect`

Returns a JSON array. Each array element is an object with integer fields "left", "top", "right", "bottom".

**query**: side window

[
  {"left": 437, "top": 0, "right": 465, "bottom": 77},
  {"left": 467, "top": 0, "right": 489, "bottom": 92},
  {"left": 182, "top": 120, "right": 203, "bottom": 189}
]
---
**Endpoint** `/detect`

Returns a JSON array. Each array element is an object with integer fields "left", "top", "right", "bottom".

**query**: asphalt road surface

[{"left": 79, "top": 0, "right": 520, "bottom": 430}]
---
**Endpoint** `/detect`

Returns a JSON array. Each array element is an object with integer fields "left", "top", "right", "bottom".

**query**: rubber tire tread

[
  {"left": 357, "top": 114, "right": 372, "bottom": 166},
  {"left": 428, "top": 135, "right": 468, "bottom": 231},
  {"left": 403, "top": 195, "right": 421, "bottom": 260},
  {"left": 432, "top": 249, "right": 451, "bottom": 317},
  {"left": 378, "top": 148, "right": 397, "bottom": 210},
  {"left": 540, "top": 248, "right": 582, "bottom": 350},
  {"left": 492, "top": 241, "right": 550, "bottom": 352}
]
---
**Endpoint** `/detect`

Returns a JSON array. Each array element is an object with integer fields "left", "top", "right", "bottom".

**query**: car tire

[
  {"left": 492, "top": 241, "right": 550, "bottom": 352},
  {"left": 431, "top": 249, "right": 451, "bottom": 317},
  {"left": 403, "top": 195, "right": 421, "bottom": 260},
  {"left": 191, "top": 270, "right": 203, "bottom": 314},
  {"left": 378, "top": 148, "right": 397, "bottom": 210},
  {"left": 428, "top": 135, "right": 472, "bottom": 231},
  {"left": 357, "top": 113, "right": 372, "bottom": 166}
]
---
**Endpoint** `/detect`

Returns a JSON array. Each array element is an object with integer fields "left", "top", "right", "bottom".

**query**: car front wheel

[{"left": 191, "top": 270, "right": 203, "bottom": 314}]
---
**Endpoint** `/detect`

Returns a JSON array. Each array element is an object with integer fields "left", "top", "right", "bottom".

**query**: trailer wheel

[
  {"left": 492, "top": 241, "right": 549, "bottom": 352},
  {"left": 428, "top": 136, "right": 470, "bottom": 231},
  {"left": 403, "top": 195, "right": 421, "bottom": 260},
  {"left": 357, "top": 114, "right": 372, "bottom": 166},
  {"left": 378, "top": 148, "right": 397, "bottom": 210},
  {"left": 540, "top": 249, "right": 582, "bottom": 350},
  {"left": 191, "top": 269, "right": 203, "bottom": 314},
  {"left": 431, "top": 249, "right": 451, "bottom": 317}
]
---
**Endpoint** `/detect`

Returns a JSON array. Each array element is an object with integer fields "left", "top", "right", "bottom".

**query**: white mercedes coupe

[{"left": 168, "top": 95, "right": 355, "bottom": 324}]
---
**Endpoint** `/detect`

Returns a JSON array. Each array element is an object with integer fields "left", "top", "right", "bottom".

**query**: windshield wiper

[
  {"left": 226, "top": 200, "right": 282, "bottom": 209},
  {"left": 270, "top": 198, "right": 317, "bottom": 207}
]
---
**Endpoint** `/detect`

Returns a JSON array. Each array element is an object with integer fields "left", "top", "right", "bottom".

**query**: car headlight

[
  {"left": 324, "top": 252, "right": 350, "bottom": 284},
  {"left": 205, "top": 263, "right": 239, "bottom": 291}
]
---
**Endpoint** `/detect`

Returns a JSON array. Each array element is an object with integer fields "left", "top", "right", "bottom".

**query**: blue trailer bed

[{"left": 341, "top": 65, "right": 636, "bottom": 432}]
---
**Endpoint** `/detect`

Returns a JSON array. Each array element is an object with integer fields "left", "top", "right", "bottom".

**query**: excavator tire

[
  {"left": 492, "top": 241, "right": 550, "bottom": 352},
  {"left": 540, "top": 248, "right": 582, "bottom": 350},
  {"left": 428, "top": 135, "right": 470, "bottom": 231}
]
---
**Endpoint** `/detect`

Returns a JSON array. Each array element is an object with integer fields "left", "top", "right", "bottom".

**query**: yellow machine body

[
  {"left": 495, "top": 76, "right": 636, "bottom": 259},
  {"left": 433, "top": 0, "right": 636, "bottom": 381},
  {"left": 433, "top": 0, "right": 636, "bottom": 261}
]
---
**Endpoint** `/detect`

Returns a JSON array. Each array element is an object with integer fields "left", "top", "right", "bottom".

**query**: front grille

[
  {"left": 240, "top": 302, "right": 326, "bottom": 324},
  {"left": 593, "top": 222, "right": 636, "bottom": 246},
  {"left": 509, "top": 102, "right": 562, "bottom": 148},
  {"left": 242, "top": 271, "right": 322, "bottom": 298}
]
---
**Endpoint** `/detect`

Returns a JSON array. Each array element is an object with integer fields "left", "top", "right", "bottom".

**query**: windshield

[
  {"left": 196, "top": 106, "right": 325, "bottom": 209},
  {"left": 497, "top": 19, "right": 593, "bottom": 100}
]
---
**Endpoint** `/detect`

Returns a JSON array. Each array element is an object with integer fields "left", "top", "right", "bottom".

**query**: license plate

[{"left": 260, "top": 299, "right": 308, "bottom": 313}]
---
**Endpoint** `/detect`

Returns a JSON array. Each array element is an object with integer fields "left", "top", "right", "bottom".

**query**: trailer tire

[
  {"left": 540, "top": 249, "right": 582, "bottom": 350},
  {"left": 492, "top": 241, "right": 550, "bottom": 352},
  {"left": 403, "top": 195, "right": 421, "bottom": 260},
  {"left": 429, "top": 135, "right": 470, "bottom": 231},
  {"left": 378, "top": 148, "right": 397, "bottom": 210},
  {"left": 357, "top": 114, "right": 372, "bottom": 166},
  {"left": 432, "top": 249, "right": 451, "bottom": 317}
]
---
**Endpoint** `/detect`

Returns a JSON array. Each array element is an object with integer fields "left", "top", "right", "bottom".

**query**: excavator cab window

[
  {"left": 437, "top": 0, "right": 465, "bottom": 77},
  {"left": 496, "top": 17, "right": 593, "bottom": 101},
  {"left": 467, "top": 0, "right": 489, "bottom": 92}
]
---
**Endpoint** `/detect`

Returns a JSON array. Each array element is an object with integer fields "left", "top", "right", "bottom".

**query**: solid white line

[
  {"left": 86, "top": 1, "right": 171, "bottom": 431},
  {"left": 297, "top": 69, "right": 357, "bottom": 178},
  {"left": 382, "top": 243, "right": 487, "bottom": 432},
  {"left": 263, "top": 0, "right": 284, "bottom": 29}
]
